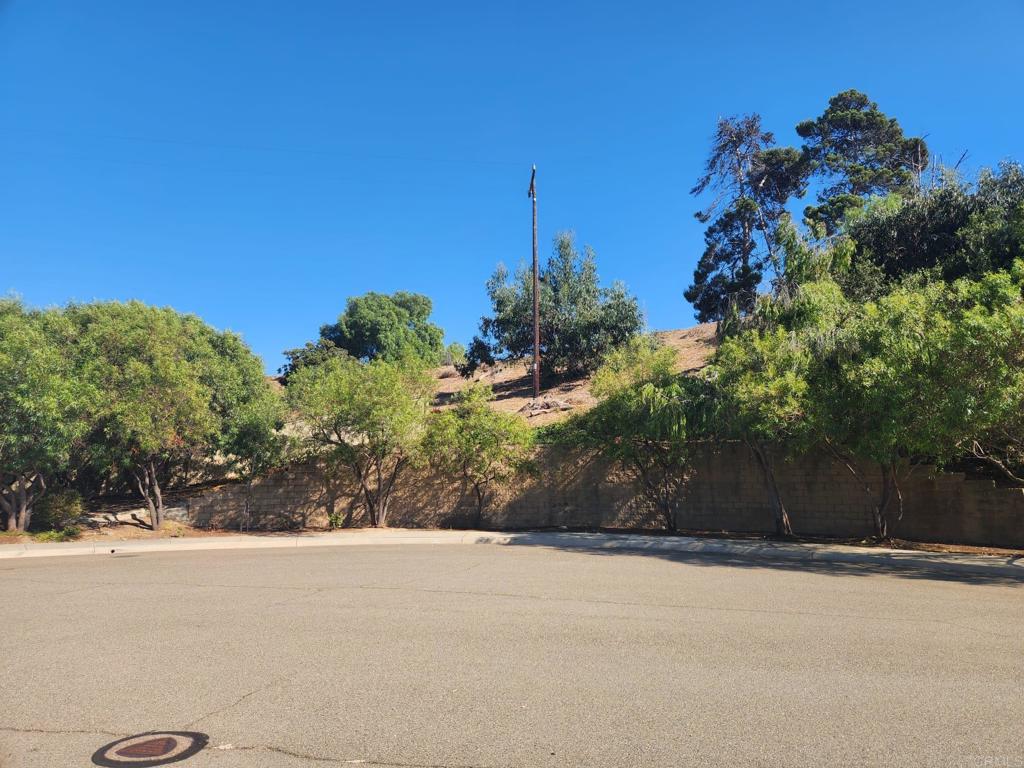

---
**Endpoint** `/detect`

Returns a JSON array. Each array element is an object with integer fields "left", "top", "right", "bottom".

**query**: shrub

[{"left": 30, "top": 489, "right": 85, "bottom": 533}]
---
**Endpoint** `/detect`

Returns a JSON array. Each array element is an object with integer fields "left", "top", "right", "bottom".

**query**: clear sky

[{"left": 2, "top": 1, "right": 1022, "bottom": 372}]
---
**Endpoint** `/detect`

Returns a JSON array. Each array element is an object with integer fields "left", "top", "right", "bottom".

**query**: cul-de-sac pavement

[{"left": 2, "top": 538, "right": 1021, "bottom": 767}]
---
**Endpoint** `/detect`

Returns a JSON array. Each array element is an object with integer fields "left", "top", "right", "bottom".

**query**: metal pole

[{"left": 529, "top": 165, "right": 540, "bottom": 399}]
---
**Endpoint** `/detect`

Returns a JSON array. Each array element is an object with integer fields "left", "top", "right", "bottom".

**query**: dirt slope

[{"left": 433, "top": 323, "right": 718, "bottom": 426}]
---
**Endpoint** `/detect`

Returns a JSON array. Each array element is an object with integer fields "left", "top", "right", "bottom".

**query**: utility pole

[{"left": 528, "top": 165, "right": 540, "bottom": 399}]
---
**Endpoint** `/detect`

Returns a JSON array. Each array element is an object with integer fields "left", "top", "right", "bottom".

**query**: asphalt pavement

[{"left": 1, "top": 541, "right": 1021, "bottom": 767}]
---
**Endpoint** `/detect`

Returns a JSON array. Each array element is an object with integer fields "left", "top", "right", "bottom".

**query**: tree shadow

[{"left": 470, "top": 532, "right": 1024, "bottom": 587}]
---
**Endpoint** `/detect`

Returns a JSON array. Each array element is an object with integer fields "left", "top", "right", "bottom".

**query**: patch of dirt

[
  {"left": 0, "top": 520, "right": 244, "bottom": 544},
  {"left": 432, "top": 323, "right": 719, "bottom": 426}
]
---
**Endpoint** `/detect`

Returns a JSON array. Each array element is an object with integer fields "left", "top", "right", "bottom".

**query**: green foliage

[
  {"left": 31, "top": 489, "right": 85, "bottom": 533},
  {"left": 805, "top": 268, "right": 1024, "bottom": 535},
  {"left": 843, "top": 163, "right": 1024, "bottom": 286},
  {"left": 222, "top": 385, "right": 289, "bottom": 479},
  {"left": 64, "top": 301, "right": 276, "bottom": 529},
  {"left": 465, "top": 232, "right": 643, "bottom": 378},
  {"left": 711, "top": 325, "right": 815, "bottom": 536},
  {"left": 444, "top": 341, "right": 467, "bottom": 367},
  {"left": 285, "top": 292, "right": 445, "bottom": 376},
  {"left": 591, "top": 335, "right": 678, "bottom": 399},
  {"left": 712, "top": 328, "right": 812, "bottom": 445},
  {"left": 797, "top": 89, "right": 929, "bottom": 234},
  {"left": 287, "top": 355, "right": 432, "bottom": 527},
  {"left": 560, "top": 338, "right": 709, "bottom": 531},
  {"left": 32, "top": 526, "right": 81, "bottom": 542},
  {"left": 279, "top": 339, "right": 349, "bottom": 380},
  {"left": 0, "top": 301, "right": 87, "bottom": 531},
  {"left": 423, "top": 384, "right": 534, "bottom": 525}
]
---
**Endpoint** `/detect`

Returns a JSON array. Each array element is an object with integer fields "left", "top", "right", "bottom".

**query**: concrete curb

[{"left": 1, "top": 529, "right": 1022, "bottom": 578}]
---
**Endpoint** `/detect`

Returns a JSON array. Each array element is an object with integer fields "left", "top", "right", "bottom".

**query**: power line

[{"left": 0, "top": 124, "right": 530, "bottom": 168}]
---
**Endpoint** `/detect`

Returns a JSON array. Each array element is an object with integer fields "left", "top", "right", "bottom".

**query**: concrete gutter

[{"left": 1, "top": 529, "right": 1021, "bottom": 579}]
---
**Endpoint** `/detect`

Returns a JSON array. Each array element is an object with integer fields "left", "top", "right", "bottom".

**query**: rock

[{"left": 519, "top": 397, "right": 573, "bottom": 417}]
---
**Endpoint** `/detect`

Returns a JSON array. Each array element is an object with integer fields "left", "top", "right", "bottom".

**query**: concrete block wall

[{"left": 186, "top": 442, "right": 1024, "bottom": 548}]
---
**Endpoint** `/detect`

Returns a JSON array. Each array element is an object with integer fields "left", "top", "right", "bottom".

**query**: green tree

[
  {"left": 807, "top": 269, "right": 1024, "bottom": 538},
  {"left": 67, "top": 302, "right": 272, "bottom": 529},
  {"left": 709, "top": 276, "right": 859, "bottom": 537},
  {"left": 285, "top": 292, "right": 444, "bottom": 376},
  {"left": 465, "top": 232, "right": 643, "bottom": 379},
  {"left": 423, "top": 384, "right": 534, "bottom": 526},
  {"left": 221, "top": 384, "right": 289, "bottom": 531},
  {"left": 843, "top": 162, "right": 1024, "bottom": 286},
  {"left": 444, "top": 341, "right": 467, "bottom": 368},
  {"left": 798, "top": 89, "right": 929, "bottom": 234},
  {"left": 287, "top": 355, "right": 432, "bottom": 527},
  {"left": 562, "top": 337, "right": 708, "bottom": 531},
  {"left": 711, "top": 323, "right": 820, "bottom": 537},
  {"left": 686, "top": 115, "right": 808, "bottom": 323},
  {"left": 0, "top": 301, "right": 85, "bottom": 531},
  {"left": 946, "top": 264, "right": 1024, "bottom": 484}
]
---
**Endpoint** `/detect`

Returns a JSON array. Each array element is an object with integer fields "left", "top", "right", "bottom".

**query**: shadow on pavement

[{"left": 473, "top": 533, "right": 1024, "bottom": 587}]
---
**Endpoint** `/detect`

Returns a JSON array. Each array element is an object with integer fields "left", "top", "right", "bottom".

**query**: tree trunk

[
  {"left": 873, "top": 463, "right": 896, "bottom": 540},
  {"left": 17, "top": 478, "right": 30, "bottom": 532},
  {"left": 353, "top": 455, "right": 407, "bottom": 529},
  {"left": 241, "top": 478, "right": 253, "bottom": 532},
  {"left": 1, "top": 474, "right": 45, "bottom": 532},
  {"left": 748, "top": 440, "right": 793, "bottom": 537},
  {"left": 149, "top": 461, "right": 164, "bottom": 530},
  {"left": 133, "top": 460, "right": 165, "bottom": 530},
  {"left": 473, "top": 482, "right": 486, "bottom": 529},
  {"left": 661, "top": 497, "right": 677, "bottom": 533},
  {"left": 361, "top": 487, "right": 377, "bottom": 527}
]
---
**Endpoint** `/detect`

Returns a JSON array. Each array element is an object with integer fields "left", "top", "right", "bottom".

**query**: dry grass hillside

[{"left": 433, "top": 323, "right": 719, "bottom": 426}]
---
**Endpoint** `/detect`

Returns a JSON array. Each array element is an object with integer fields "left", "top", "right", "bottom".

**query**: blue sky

[{"left": 1, "top": 1, "right": 1022, "bottom": 371}]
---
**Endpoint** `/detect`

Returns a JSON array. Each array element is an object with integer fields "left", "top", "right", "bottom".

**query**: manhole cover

[{"left": 91, "top": 732, "right": 208, "bottom": 767}]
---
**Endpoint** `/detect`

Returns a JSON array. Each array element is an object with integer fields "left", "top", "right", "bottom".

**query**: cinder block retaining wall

[{"left": 187, "top": 443, "right": 1024, "bottom": 548}]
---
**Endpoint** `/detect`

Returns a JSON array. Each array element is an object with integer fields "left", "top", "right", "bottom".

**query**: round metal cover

[{"left": 91, "top": 731, "right": 208, "bottom": 767}]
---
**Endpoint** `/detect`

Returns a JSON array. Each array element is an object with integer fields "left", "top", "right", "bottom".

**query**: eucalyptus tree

[{"left": 463, "top": 232, "right": 642, "bottom": 379}]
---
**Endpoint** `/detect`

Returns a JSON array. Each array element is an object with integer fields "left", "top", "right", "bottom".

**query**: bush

[
  {"left": 33, "top": 526, "right": 81, "bottom": 542},
  {"left": 556, "top": 338, "right": 709, "bottom": 532},
  {"left": 31, "top": 490, "right": 85, "bottom": 533},
  {"left": 423, "top": 383, "right": 534, "bottom": 526}
]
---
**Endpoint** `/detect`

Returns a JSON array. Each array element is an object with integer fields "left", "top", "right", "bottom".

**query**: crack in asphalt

[
  {"left": 216, "top": 742, "right": 510, "bottom": 767},
  {"left": 266, "top": 586, "right": 331, "bottom": 609},
  {"left": 184, "top": 680, "right": 281, "bottom": 728}
]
